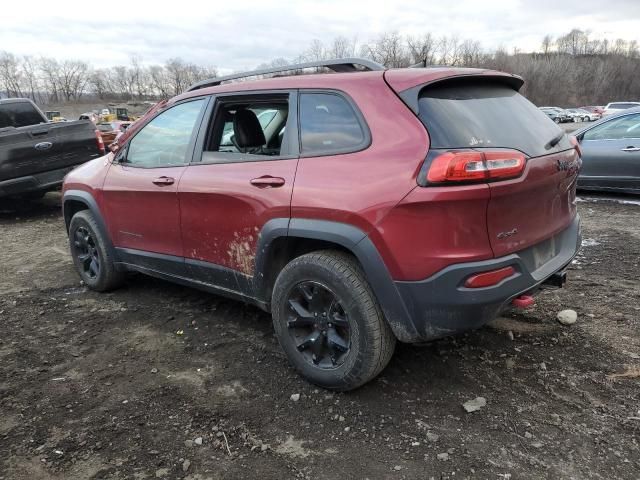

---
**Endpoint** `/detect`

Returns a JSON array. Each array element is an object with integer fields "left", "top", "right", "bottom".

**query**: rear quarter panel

[
  {"left": 372, "top": 184, "right": 493, "bottom": 280},
  {"left": 290, "top": 77, "right": 428, "bottom": 244}
]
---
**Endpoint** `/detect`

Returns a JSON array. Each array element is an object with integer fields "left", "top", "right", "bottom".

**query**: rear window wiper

[{"left": 545, "top": 131, "right": 565, "bottom": 149}]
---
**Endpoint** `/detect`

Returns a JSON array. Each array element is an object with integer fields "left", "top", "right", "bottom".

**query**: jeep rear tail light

[
  {"left": 464, "top": 266, "right": 516, "bottom": 288},
  {"left": 95, "top": 129, "right": 105, "bottom": 155},
  {"left": 427, "top": 150, "right": 526, "bottom": 184}
]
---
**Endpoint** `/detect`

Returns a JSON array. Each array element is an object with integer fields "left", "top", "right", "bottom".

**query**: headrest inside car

[{"left": 233, "top": 108, "right": 266, "bottom": 148}]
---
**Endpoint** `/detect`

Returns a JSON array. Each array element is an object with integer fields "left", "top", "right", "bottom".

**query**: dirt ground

[{"left": 0, "top": 192, "right": 638, "bottom": 480}]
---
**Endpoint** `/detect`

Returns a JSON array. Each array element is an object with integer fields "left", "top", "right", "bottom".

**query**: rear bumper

[
  {"left": 393, "top": 215, "right": 581, "bottom": 342},
  {"left": 0, "top": 165, "right": 77, "bottom": 197}
]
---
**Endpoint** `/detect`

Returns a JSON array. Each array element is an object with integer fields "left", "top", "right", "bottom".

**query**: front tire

[
  {"left": 271, "top": 250, "right": 396, "bottom": 391},
  {"left": 69, "top": 210, "right": 124, "bottom": 292}
]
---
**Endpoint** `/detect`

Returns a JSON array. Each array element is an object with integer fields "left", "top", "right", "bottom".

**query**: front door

[
  {"left": 178, "top": 92, "right": 298, "bottom": 292},
  {"left": 102, "top": 98, "right": 207, "bottom": 258}
]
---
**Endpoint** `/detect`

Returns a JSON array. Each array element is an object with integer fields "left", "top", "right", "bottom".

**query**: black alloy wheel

[
  {"left": 286, "top": 281, "right": 351, "bottom": 369},
  {"left": 72, "top": 226, "right": 101, "bottom": 280}
]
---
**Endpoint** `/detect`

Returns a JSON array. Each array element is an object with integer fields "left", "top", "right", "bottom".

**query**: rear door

[
  {"left": 102, "top": 97, "right": 207, "bottom": 259},
  {"left": 416, "top": 80, "right": 579, "bottom": 258},
  {"left": 178, "top": 91, "right": 298, "bottom": 288},
  {"left": 579, "top": 113, "right": 640, "bottom": 191}
]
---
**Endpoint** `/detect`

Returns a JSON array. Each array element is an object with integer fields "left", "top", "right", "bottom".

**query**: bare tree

[
  {"left": 38, "top": 57, "right": 60, "bottom": 103},
  {"left": 299, "top": 39, "right": 326, "bottom": 63},
  {"left": 148, "top": 64, "right": 170, "bottom": 98},
  {"left": 437, "top": 35, "right": 463, "bottom": 65},
  {"left": 328, "top": 36, "right": 356, "bottom": 59},
  {"left": 406, "top": 33, "right": 436, "bottom": 66},
  {"left": 362, "top": 32, "right": 410, "bottom": 68},
  {"left": 56, "top": 60, "right": 90, "bottom": 101},
  {"left": 0, "top": 51, "right": 23, "bottom": 97},
  {"left": 541, "top": 35, "right": 553, "bottom": 56}
]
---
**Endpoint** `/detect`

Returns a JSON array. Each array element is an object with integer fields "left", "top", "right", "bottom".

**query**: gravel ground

[{"left": 0, "top": 191, "right": 638, "bottom": 480}]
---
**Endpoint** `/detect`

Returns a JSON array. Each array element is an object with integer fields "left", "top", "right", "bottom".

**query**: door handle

[
  {"left": 152, "top": 176, "right": 175, "bottom": 186},
  {"left": 250, "top": 176, "right": 285, "bottom": 188},
  {"left": 34, "top": 141, "right": 53, "bottom": 151},
  {"left": 621, "top": 146, "right": 640, "bottom": 152}
]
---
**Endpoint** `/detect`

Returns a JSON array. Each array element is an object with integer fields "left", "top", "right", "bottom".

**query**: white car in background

[
  {"left": 602, "top": 102, "right": 640, "bottom": 117},
  {"left": 565, "top": 108, "right": 599, "bottom": 122}
]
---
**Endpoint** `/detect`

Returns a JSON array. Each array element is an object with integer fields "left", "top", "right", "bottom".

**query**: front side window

[
  {"left": 126, "top": 99, "right": 205, "bottom": 167},
  {"left": 299, "top": 93, "right": 366, "bottom": 155},
  {"left": 583, "top": 114, "right": 640, "bottom": 141}
]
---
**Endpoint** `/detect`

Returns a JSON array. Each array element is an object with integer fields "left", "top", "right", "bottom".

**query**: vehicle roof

[{"left": 171, "top": 67, "right": 523, "bottom": 106}]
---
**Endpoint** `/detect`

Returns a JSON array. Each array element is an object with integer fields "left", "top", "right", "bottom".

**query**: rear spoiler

[{"left": 384, "top": 69, "right": 524, "bottom": 115}]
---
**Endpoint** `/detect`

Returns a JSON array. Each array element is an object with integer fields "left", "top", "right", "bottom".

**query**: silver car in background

[
  {"left": 574, "top": 107, "right": 640, "bottom": 194},
  {"left": 601, "top": 102, "right": 640, "bottom": 117}
]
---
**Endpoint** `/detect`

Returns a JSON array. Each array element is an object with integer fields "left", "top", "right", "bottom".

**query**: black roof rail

[{"left": 187, "top": 57, "right": 386, "bottom": 92}]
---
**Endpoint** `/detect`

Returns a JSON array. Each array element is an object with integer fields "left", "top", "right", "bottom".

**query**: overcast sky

[{"left": 2, "top": 0, "right": 640, "bottom": 72}]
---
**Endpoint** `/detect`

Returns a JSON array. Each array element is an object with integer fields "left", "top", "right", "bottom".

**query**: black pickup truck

[{"left": 0, "top": 98, "right": 104, "bottom": 198}]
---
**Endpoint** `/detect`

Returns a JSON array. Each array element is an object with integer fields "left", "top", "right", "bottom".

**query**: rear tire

[
  {"left": 69, "top": 210, "right": 124, "bottom": 292},
  {"left": 271, "top": 250, "right": 396, "bottom": 391},
  {"left": 554, "top": 117, "right": 561, "bottom": 124}
]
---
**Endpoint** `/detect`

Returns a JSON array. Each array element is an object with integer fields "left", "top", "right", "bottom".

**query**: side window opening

[
  {"left": 299, "top": 92, "right": 366, "bottom": 155},
  {"left": 205, "top": 97, "right": 289, "bottom": 159},
  {"left": 125, "top": 99, "right": 205, "bottom": 168}
]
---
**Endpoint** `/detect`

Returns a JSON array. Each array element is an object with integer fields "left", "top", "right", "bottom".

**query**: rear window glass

[
  {"left": 0, "top": 102, "right": 45, "bottom": 129},
  {"left": 418, "top": 83, "right": 571, "bottom": 157}
]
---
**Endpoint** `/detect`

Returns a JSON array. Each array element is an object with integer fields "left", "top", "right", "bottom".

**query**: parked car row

[
  {"left": 539, "top": 106, "right": 600, "bottom": 123},
  {"left": 540, "top": 102, "right": 640, "bottom": 124}
]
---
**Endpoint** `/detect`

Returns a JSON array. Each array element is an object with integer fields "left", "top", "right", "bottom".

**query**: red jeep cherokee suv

[{"left": 62, "top": 58, "right": 581, "bottom": 390}]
